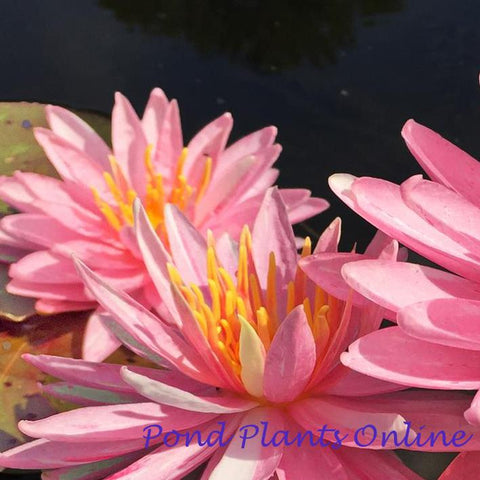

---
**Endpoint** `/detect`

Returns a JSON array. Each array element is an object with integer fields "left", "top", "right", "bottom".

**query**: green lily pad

[{"left": 0, "top": 102, "right": 111, "bottom": 215}]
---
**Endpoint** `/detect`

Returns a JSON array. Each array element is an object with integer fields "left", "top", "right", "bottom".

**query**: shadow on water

[{"left": 99, "top": 0, "right": 404, "bottom": 72}]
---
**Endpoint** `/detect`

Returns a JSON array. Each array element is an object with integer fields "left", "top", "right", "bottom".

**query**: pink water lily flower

[
  {"left": 0, "top": 88, "right": 327, "bottom": 361},
  {"left": 325, "top": 119, "right": 480, "bottom": 427},
  {"left": 1, "top": 189, "right": 478, "bottom": 480}
]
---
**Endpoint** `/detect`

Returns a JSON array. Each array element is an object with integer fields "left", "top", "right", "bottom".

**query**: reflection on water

[{"left": 99, "top": 0, "right": 404, "bottom": 72}]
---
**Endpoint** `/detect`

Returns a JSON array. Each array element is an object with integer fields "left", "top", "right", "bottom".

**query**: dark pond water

[{"left": 1, "top": 0, "right": 480, "bottom": 478}]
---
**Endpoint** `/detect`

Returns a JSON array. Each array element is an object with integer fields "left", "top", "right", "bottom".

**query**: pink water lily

[
  {"left": 0, "top": 88, "right": 327, "bottom": 361},
  {"left": 326, "top": 118, "right": 480, "bottom": 427},
  {"left": 1, "top": 189, "right": 478, "bottom": 480}
]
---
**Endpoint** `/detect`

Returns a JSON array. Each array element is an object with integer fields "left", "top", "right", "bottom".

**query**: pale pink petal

[
  {"left": 342, "top": 327, "right": 480, "bottom": 389},
  {"left": 276, "top": 440, "right": 349, "bottom": 480},
  {"left": 152, "top": 99, "right": 183, "bottom": 180},
  {"left": 75, "top": 260, "right": 216, "bottom": 382},
  {"left": 223, "top": 144, "right": 281, "bottom": 206},
  {"left": 264, "top": 306, "right": 316, "bottom": 403},
  {"left": 133, "top": 200, "right": 179, "bottom": 325},
  {"left": 220, "top": 126, "right": 277, "bottom": 165},
  {"left": 341, "top": 260, "right": 480, "bottom": 313},
  {"left": 314, "top": 217, "right": 341, "bottom": 253},
  {"left": 7, "top": 279, "right": 90, "bottom": 302},
  {"left": 330, "top": 173, "right": 480, "bottom": 281},
  {"left": 299, "top": 252, "right": 370, "bottom": 307},
  {"left": 112, "top": 92, "right": 148, "bottom": 193},
  {"left": 184, "top": 112, "right": 233, "bottom": 186},
  {"left": 401, "top": 119, "right": 480, "bottom": 208},
  {"left": 141, "top": 87, "right": 168, "bottom": 146},
  {"left": 439, "top": 452, "right": 480, "bottom": 480},
  {"left": 288, "top": 396, "right": 409, "bottom": 449},
  {"left": 252, "top": 188, "right": 297, "bottom": 291},
  {"left": 164, "top": 204, "right": 207, "bottom": 285},
  {"left": 317, "top": 365, "right": 406, "bottom": 397},
  {"left": 209, "top": 408, "right": 284, "bottom": 480},
  {"left": 0, "top": 175, "right": 43, "bottom": 213},
  {"left": 18, "top": 402, "right": 215, "bottom": 442},
  {"left": 83, "top": 310, "right": 123, "bottom": 361},
  {"left": 401, "top": 175, "right": 480, "bottom": 255},
  {"left": 46, "top": 104, "right": 111, "bottom": 170},
  {"left": 34, "top": 128, "right": 109, "bottom": 198},
  {"left": 104, "top": 416, "right": 241, "bottom": 480},
  {"left": 398, "top": 298, "right": 480, "bottom": 351},
  {"left": 23, "top": 354, "right": 210, "bottom": 394},
  {"left": 284, "top": 194, "right": 330, "bottom": 224},
  {"left": 121, "top": 367, "right": 258, "bottom": 413},
  {"left": 10, "top": 250, "right": 79, "bottom": 283},
  {"left": 354, "top": 176, "right": 480, "bottom": 281},
  {"left": 1, "top": 213, "right": 79, "bottom": 248},
  {"left": 195, "top": 155, "right": 256, "bottom": 225}
]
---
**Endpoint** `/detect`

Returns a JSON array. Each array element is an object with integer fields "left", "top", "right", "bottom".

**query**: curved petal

[
  {"left": 46, "top": 104, "right": 111, "bottom": 170},
  {"left": 19, "top": 402, "right": 215, "bottom": 443},
  {"left": 263, "top": 306, "right": 315, "bottom": 403},
  {"left": 401, "top": 119, "right": 480, "bottom": 208},
  {"left": 121, "top": 367, "right": 257, "bottom": 414},
  {"left": 83, "top": 310, "right": 123, "bottom": 362},
  {"left": 341, "top": 260, "right": 480, "bottom": 313},
  {"left": 209, "top": 408, "right": 284, "bottom": 480},
  {"left": 252, "top": 188, "right": 297, "bottom": 291},
  {"left": 331, "top": 173, "right": 480, "bottom": 282},
  {"left": 112, "top": 92, "right": 148, "bottom": 193},
  {"left": 398, "top": 298, "right": 480, "bottom": 351},
  {"left": 401, "top": 176, "right": 480, "bottom": 255},
  {"left": 342, "top": 327, "right": 480, "bottom": 389}
]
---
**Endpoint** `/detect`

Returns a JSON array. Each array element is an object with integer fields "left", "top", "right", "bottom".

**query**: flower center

[
  {"left": 91, "top": 146, "right": 212, "bottom": 241},
  {"left": 168, "top": 228, "right": 340, "bottom": 385}
]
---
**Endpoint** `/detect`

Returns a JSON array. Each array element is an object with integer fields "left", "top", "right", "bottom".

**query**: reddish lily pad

[
  {"left": 0, "top": 102, "right": 111, "bottom": 215},
  {"left": 0, "top": 313, "right": 155, "bottom": 453}
]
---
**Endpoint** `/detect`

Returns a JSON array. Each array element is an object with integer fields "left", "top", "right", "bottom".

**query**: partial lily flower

[
  {"left": 1, "top": 189, "right": 478, "bottom": 480},
  {"left": 327, "top": 118, "right": 480, "bottom": 426},
  {"left": 0, "top": 88, "right": 327, "bottom": 360}
]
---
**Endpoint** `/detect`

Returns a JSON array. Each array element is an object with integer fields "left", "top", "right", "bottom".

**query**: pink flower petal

[
  {"left": 112, "top": 92, "right": 148, "bottom": 194},
  {"left": 75, "top": 259, "right": 216, "bottom": 382},
  {"left": 342, "top": 327, "right": 480, "bottom": 389},
  {"left": 342, "top": 260, "right": 480, "bottom": 313},
  {"left": 121, "top": 367, "right": 258, "bottom": 413},
  {"left": 264, "top": 306, "right": 316, "bottom": 403},
  {"left": 184, "top": 112, "right": 233, "bottom": 186},
  {"left": 209, "top": 408, "right": 284, "bottom": 480},
  {"left": 164, "top": 204, "right": 207, "bottom": 285},
  {"left": 398, "top": 298, "right": 480, "bottom": 351},
  {"left": 402, "top": 119, "right": 480, "bottom": 208},
  {"left": 252, "top": 187, "right": 297, "bottom": 293},
  {"left": 46, "top": 104, "right": 111, "bottom": 171},
  {"left": 331, "top": 173, "right": 480, "bottom": 281},
  {"left": 401, "top": 176, "right": 480, "bottom": 256},
  {"left": 105, "top": 416, "right": 241, "bottom": 480},
  {"left": 141, "top": 87, "right": 168, "bottom": 146},
  {"left": 315, "top": 217, "right": 341, "bottom": 253},
  {"left": 18, "top": 402, "right": 215, "bottom": 442},
  {"left": 83, "top": 310, "right": 123, "bottom": 362}
]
